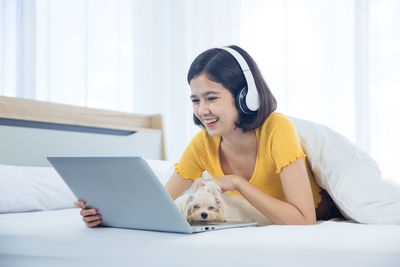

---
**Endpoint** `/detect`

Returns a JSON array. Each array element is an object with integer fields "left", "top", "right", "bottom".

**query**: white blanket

[{"left": 1, "top": 208, "right": 399, "bottom": 267}]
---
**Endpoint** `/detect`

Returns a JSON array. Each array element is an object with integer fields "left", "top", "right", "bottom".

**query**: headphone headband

[{"left": 220, "top": 47, "right": 260, "bottom": 112}]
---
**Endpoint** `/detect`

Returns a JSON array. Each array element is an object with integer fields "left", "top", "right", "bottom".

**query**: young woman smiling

[
  {"left": 165, "top": 45, "right": 345, "bottom": 225},
  {"left": 76, "top": 45, "right": 342, "bottom": 227}
]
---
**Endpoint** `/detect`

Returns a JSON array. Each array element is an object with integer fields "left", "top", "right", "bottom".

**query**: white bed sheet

[{"left": 1, "top": 208, "right": 399, "bottom": 267}]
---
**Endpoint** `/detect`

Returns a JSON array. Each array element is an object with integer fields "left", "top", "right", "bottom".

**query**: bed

[{"left": 1, "top": 96, "right": 400, "bottom": 267}]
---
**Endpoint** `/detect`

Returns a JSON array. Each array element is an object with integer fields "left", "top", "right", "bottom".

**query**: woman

[{"left": 75, "top": 45, "right": 342, "bottom": 227}]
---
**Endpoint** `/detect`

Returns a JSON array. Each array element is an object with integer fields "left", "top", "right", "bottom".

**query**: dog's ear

[
  {"left": 186, "top": 195, "right": 194, "bottom": 205},
  {"left": 175, "top": 194, "right": 190, "bottom": 215},
  {"left": 214, "top": 196, "right": 224, "bottom": 211},
  {"left": 183, "top": 195, "right": 194, "bottom": 218}
]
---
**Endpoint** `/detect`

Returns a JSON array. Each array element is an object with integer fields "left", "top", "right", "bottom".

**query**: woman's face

[{"left": 190, "top": 74, "right": 239, "bottom": 137}]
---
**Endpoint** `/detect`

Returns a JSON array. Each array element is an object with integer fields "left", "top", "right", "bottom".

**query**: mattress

[{"left": 1, "top": 208, "right": 399, "bottom": 267}]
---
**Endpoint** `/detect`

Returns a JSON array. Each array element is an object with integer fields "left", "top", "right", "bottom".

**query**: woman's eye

[
  {"left": 191, "top": 99, "right": 199, "bottom": 104},
  {"left": 207, "top": 97, "right": 217, "bottom": 101}
]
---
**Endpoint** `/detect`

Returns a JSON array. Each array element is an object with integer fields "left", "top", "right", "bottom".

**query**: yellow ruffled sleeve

[
  {"left": 268, "top": 115, "right": 306, "bottom": 174},
  {"left": 174, "top": 130, "right": 205, "bottom": 181}
]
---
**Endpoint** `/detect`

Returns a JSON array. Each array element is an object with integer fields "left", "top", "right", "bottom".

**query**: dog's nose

[{"left": 201, "top": 212, "right": 208, "bottom": 219}]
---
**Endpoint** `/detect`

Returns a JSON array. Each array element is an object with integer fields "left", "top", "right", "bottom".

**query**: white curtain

[{"left": 1, "top": 0, "right": 399, "bottom": 182}]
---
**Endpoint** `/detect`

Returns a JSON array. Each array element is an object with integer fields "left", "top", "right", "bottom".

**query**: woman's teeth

[{"left": 204, "top": 118, "right": 218, "bottom": 124}]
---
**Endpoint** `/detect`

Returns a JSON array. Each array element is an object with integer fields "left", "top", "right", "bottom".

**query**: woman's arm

[
  {"left": 212, "top": 158, "right": 317, "bottom": 225},
  {"left": 165, "top": 172, "right": 194, "bottom": 200}
]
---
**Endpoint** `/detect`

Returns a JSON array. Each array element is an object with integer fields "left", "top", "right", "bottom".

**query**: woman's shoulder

[
  {"left": 262, "top": 112, "right": 294, "bottom": 130},
  {"left": 259, "top": 113, "right": 303, "bottom": 156},
  {"left": 257, "top": 112, "right": 300, "bottom": 144},
  {"left": 189, "top": 128, "right": 206, "bottom": 145}
]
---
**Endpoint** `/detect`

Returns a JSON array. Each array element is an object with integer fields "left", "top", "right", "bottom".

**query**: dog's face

[{"left": 183, "top": 182, "right": 226, "bottom": 222}]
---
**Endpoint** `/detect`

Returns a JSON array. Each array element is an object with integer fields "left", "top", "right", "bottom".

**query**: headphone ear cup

[{"left": 236, "top": 87, "right": 254, "bottom": 115}]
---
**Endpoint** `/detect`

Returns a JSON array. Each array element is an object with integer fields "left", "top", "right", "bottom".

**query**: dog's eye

[
  {"left": 209, "top": 206, "right": 215, "bottom": 210},
  {"left": 193, "top": 204, "right": 200, "bottom": 209}
]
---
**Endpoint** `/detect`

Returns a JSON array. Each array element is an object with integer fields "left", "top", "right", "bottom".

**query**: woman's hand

[
  {"left": 74, "top": 200, "right": 102, "bottom": 228},
  {"left": 194, "top": 175, "right": 244, "bottom": 193}
]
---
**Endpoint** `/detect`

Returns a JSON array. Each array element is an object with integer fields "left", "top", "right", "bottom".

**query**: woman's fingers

[
  {"left": 81, "top": 209, "right": 102, "bottom": 228},
  {"left": 193, "top": 181, "right": 204, "bottom": 192},
  {"left": 80, "top": 208, "right": 98, "bottom": 217},
  {"left": 85, "top": 219, "right": 102, "bottom": 228},
  {"left": 74, "top": 200, "right": 85, "bottom": 208},
  {"left": 75, "top": 200, "right": 101, "bottom": 228},
  {"left": 193, "top": 178, "right": 213, "bottom": 192},
  {"left": 82, "top": 214, "right": 101, "bottom": 223}
]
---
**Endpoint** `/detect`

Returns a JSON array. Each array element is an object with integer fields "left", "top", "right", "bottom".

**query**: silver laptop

[{"left": 47, "top": 157, "right": 257, "bottom": 233}]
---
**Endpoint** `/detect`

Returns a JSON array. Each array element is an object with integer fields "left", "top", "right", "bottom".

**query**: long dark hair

[{"left": 187, "top": 45, "right": 277, "bottom": 131}]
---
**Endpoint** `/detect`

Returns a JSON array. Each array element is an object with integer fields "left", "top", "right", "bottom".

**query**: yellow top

[{"left": 175, "top": 112, "right": 322, "bottom": 208}]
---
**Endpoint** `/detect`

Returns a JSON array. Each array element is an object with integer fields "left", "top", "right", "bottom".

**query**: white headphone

[{"left": 220, "top": 47, "right": 260, "bottom": 114}]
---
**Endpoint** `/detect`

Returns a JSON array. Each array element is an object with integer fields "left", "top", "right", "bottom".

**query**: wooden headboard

[{"left": 0, "top": 96, "right": 166, "bottom": 166}]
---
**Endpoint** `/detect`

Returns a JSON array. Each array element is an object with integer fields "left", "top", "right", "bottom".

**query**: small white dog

[{"left": 175, "top": 180, "right": 272, "bottom": 226}]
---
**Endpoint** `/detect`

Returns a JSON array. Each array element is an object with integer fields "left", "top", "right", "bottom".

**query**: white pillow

[
  {"left": 0, "top": 164, "right": 77, "bottom": 213},
  {"left": 289, "top": 116, "right": 400, "bottom": 224},
  {"left": 0, "top": 159, "right": 175, "bottom": 213}
]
